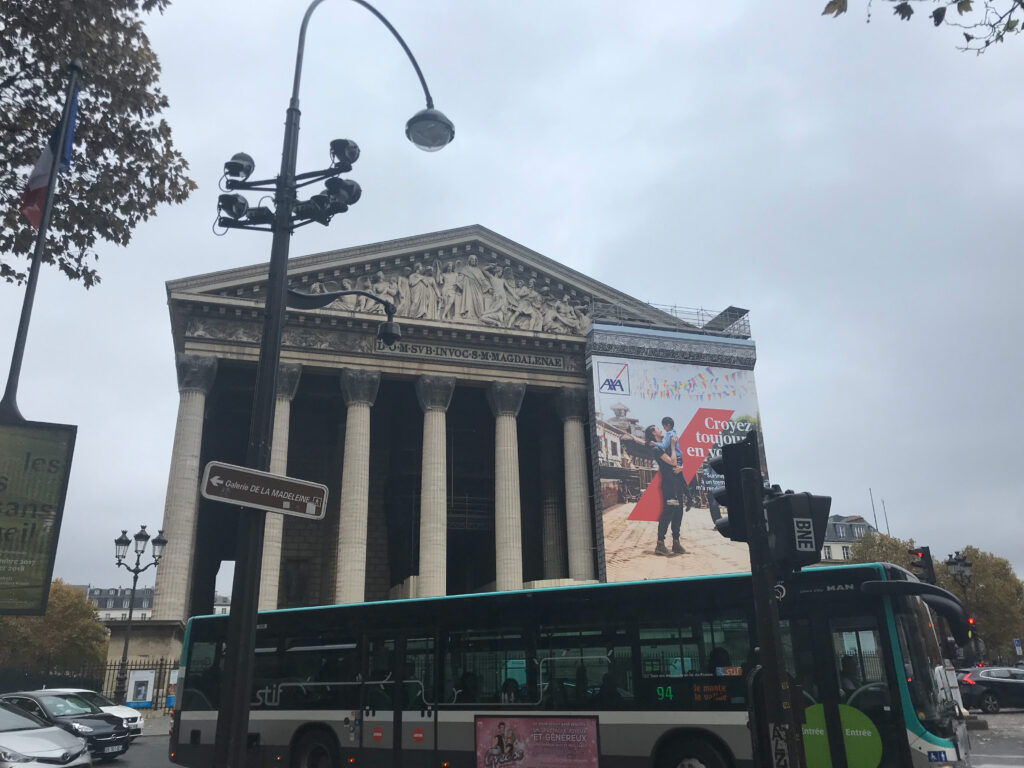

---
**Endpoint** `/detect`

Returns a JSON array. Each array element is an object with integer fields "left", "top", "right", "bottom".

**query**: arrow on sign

[{"left": 210, "top": 475, "right": 224, "bottom": 488}]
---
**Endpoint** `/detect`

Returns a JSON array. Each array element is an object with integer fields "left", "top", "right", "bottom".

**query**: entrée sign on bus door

[{"left": 200, "top": 461, "right": 327, "bottom": 520}]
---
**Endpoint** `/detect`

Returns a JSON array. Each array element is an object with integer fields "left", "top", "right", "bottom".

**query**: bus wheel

[
  {"left": 291, "top": 730, "right": 339, "bottom": 768},
  {"left": 657, "top": 738, "right": 730, "bottom": 768},
  {"left": 980, "top": 692, "right": 1000, "bottom": 714}
]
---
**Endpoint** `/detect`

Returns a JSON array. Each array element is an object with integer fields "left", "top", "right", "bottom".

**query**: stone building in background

[{"left": 148, "top": 226, "right": 754, "bottom": 658}]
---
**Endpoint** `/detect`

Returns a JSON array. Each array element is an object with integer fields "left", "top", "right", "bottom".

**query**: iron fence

[{"left": 0, "top": 658, "right": 178, "bottom": 713}]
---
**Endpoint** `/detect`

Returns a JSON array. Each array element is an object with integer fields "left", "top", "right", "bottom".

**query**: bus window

[
  {"left": 639, "top": 612, "right": 749, "bottom": 711},
  {"left": 778, "top": 619, "right": 818, "bottom": 704},
  {"left": 181, "top": 640, "right": 221, "bottom": 711},
  {"left": 444, "top": 629, "right": 526, "bottom": 705},
  {"left": 277, "top": 637, "right": 360, "bottom": 710},
  {"left": 403, "top": 636, "right": 435, "bottom": 710},
  {"left": 892, "top": 597, "right": 948, "bottom": 737},
  {"left": 537, "top": 625, "right": 633, "bottom": 710}
]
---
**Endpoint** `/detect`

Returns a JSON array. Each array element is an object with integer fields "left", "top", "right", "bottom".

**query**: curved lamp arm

[
  {"left": 287, "top": 287, "right": 396, "bottom": 320},
  {"left": 292, "top": 0, "right": 436, "bottom": 109}
]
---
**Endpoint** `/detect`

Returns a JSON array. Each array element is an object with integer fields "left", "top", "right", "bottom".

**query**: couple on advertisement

[{"left": 626, "top": 416, "right": 695, "bottom": 557}]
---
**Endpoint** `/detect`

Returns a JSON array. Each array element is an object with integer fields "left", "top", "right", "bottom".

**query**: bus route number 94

[{"left": 656, "top": 685, "right": 674, "bottom": 701}]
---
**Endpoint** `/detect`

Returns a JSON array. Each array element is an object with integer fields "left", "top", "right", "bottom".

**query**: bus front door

[{"left": 781, "top": 615, "right": 904, "bottom": 768}]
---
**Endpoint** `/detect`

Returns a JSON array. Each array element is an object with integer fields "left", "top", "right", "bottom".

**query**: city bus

[{"left": 169, "top": 563, "right": 972, "bottom": 768}]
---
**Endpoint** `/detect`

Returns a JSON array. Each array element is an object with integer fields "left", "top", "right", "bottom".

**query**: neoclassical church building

[{"left": 150, "top": 226, "right": 755, "bottom": 639}]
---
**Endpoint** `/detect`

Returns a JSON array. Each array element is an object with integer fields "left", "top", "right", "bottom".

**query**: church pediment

[{"left": 167, "top": 225, "right": 697, "bottom": 338}]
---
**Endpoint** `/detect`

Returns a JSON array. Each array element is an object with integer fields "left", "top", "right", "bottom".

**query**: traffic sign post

[
  {"left": 200, "top": 461, "right": 327, "bottom": 520},
  {"left": 1014, "top": 638, "right": 1022, "bottom": 657}
]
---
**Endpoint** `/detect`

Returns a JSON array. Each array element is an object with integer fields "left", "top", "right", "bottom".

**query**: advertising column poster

[{"left": 591, "top": 355, "right": 765, "bottom": 582}]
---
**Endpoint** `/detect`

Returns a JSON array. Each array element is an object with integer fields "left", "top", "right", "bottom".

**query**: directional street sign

[{"left": 200, "top": 461, "right": 327, "bottom": 520}]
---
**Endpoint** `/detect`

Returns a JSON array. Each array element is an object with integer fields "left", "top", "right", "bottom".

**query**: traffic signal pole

[{"left": 741, "top": 467, "right": 805, "bottom": 768}]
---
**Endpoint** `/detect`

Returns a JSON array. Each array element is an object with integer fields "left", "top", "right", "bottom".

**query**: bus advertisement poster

[
  {"left": 475, "top": 716, "right": 598, "bottom": 768},
  {"left": 590, "top": 352, "right": 764, "bottom": 582}
]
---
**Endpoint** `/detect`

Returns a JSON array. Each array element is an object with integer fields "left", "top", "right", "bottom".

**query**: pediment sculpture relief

[{"left": 303, "top": 254, "right": 592, "bottom": 335}]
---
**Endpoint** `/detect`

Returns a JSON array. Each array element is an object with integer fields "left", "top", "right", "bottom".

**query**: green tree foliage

[
  {"left": 850, "top": 534, "right": 1024, "bottom": 662},
  {"left": 0, "top": 580, "right": 108, "bottom": 671},
  {"left": 1, "top": 0, "right": 195, "bottom": 287},
  {"left": 822, "top": 1, "right": 1022, "bottom": 52},
  {"left": 939, "top": 546, "right": 1024, "bottom": 663}
]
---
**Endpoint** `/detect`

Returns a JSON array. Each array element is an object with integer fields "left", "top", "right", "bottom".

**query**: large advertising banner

[
  {"left": 591, "top": 355, "right": 763, "bottom": 582},
  {"left": 475, "top": 716, "right": 599, "bottom": 768},
  {"left": 0, "top": 420, "right": 76, "bottom": 614}
]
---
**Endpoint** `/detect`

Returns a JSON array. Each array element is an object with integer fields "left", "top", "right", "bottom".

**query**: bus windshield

[{"left": 892, "top": 595, "right": 950, "bottom": 735}]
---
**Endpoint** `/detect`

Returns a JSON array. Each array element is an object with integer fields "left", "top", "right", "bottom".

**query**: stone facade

[{"left": 150, "top": 226, "right": 752, "bottom": 641}]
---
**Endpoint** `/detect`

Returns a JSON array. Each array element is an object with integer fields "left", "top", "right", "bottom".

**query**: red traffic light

[{"left": 967, "top": 617, "right": 975, "bottom": 625}]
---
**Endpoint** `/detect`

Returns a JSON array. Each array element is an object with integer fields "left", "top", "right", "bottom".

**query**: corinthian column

[
  {"left": 333, "top": 368, "right": 380, "bottom": 604},
  {"left": 415, "top": 376, "right": 455, "bottom": 598},
  {"left": 540, "top": 430, "right": 567, "bottom": 579},
  {"left": 152, "top": 354, "right": 217, "bottom": 620},
  {"left": 557, "top": 388, "right": 595, "bottom": 581},
  {"left": 488, "top": 381, "right": 525, "bottom": 592},
  {"left": 258, "top": 363, "right": 302, "bottom": 610}
]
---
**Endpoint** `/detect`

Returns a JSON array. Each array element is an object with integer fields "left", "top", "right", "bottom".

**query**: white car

[
  {"left": 44, "top": 690, "right": 143, "bottom": 739},
  {"left": 0, "top": 701, "right": 91, "bottom": 767}
]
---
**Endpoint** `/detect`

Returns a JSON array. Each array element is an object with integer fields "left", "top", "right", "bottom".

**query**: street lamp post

[
  {"left": 112, "top": 526, "right": 167, "bottom": 705},
  {"left": 946, "top": 551, "right": 975, "bottom": 662},
  {"left": 211, "top": 3, "right": 452, "bottom": 766}
]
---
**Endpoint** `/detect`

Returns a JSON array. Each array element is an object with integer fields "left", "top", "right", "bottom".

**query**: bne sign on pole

[{"left": 200, "top": 461, "right": 327, "bottom": 520}]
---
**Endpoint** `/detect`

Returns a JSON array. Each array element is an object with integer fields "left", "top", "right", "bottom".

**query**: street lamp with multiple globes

[
  {"left": 210, "top": 2, "right": 453, "bottom": 765},
  {"left": 112, "top": 526, "right": 167, "bottom": 705},
  {"left": 946, "top": 551, "right": 976, "bottom": 661}
]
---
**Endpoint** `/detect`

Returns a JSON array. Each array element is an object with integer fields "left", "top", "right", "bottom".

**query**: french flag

[{"left": 20, "top": 87, "right": 79, "bottom": 229}]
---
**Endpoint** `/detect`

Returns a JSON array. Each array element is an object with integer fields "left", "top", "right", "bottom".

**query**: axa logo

[{"left": 598, "top": 362, "right": 630, "bottom": 395}]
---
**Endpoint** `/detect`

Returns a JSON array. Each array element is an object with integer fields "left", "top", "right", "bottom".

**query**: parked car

[
  {"left": 0, "top": 700, "right": 91, "bottom": 767},
  {"left": 957, "top": 666, "right": 1024, "bottom": 713},
  {"left": 0, "top": 691, "right": 129, "bottom": 761},
  {"left": 43, "top": 690, "right": 142, "bottom": 739}
]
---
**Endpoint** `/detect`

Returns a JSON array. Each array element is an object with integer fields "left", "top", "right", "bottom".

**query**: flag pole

[{"left": 0, "top": 59, "right": 83, "bottom": 425}]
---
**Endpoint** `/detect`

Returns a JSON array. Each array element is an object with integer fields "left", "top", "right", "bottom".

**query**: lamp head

[
  {"left": 377, "top": 319, "right": 402, "bottom": 347},
  {"left": 217, "top": 193, "right": 249, "bottom": 220},
  {"left": 325, "top": 177, "right": 361, "bottom": 207},
  {"left": 151, "top": 529, "right": 168, "bottom": 563},
  {"left": 133, "top": 525, "right": 151, "bottom": 555},
  {"left": 405, "top": 108, "right": 455, "bottom": 152},
  {"left": 330, "top": 139, "right": 360, "bottom": 170},
  {"left": 224, "top": 152, "right": 255, "bottom": 181},
  {"left": 245, "top": 206, "right": 276, "bottom": 226},
  {"left": 114, "top": 530, "right": 130, "bottom": 563}
]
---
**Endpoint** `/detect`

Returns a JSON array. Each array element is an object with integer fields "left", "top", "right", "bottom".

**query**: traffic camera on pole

[
  {"left": 764, "top": 490, "right": 832, "bottom": 572},
  {"left": 708, "top": 430, "right": 761, "bottom": 542},
  {"left": 908, "top": 546, "right": 936, "bottom": 584}
]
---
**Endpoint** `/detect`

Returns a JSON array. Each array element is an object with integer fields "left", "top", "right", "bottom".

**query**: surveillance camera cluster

[{"left": 214, "top": 141, "right": 362, "bottom": 233}]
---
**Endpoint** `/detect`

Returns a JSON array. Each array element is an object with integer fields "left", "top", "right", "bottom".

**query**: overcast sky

[{"left": 3, "top": 1, "right": 1022, "bottom": 595}]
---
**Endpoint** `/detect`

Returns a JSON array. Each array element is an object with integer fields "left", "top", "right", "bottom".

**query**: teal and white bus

[{"left": 170, "top": 563, "right": 972, "bottom": 768}]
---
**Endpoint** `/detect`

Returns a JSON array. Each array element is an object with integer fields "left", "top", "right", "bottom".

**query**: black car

[
  {"left": 957, "top": 666, "right": 1024, "bottom": 713},
  {"left": 0, "top": 690, "right": 131, "bottom": 760}
]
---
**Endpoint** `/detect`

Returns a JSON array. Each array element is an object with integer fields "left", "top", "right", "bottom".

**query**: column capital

[
  {"left": 487, "top": 381, "right": 525, "bottom": 418},
  {"left": 277, "top": 363, "right": 302, "bottom": 401},
  {"left": 340, "top": 368, "right": 380, "bottom": 407},
  {"left": 175, "top": 354, "right": 217, "bottom": 394},
  {"left": 415, "top": 375, "right": 456, "bottom": 413},
  {"left": 555, "top": 387, "right": 587, "bottom": 423}
]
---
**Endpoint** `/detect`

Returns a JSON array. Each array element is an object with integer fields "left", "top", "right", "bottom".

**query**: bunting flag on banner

[{"left": 20, "top": 87, "right": 79, "bottom": 229}]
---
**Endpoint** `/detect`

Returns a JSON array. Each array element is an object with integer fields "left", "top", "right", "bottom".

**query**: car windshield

[
  {"left": 74, "top": 691, "right": 114, "bottom": 708},
  {"left": 0, "top": 702, "right": 44, "bottom": 732},
  {"left": 38, "top": 694, "right": 100, "bottom": 717}
]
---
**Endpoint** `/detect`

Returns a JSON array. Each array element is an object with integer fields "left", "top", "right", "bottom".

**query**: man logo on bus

[{"left": 598, "top": 362, "right": 630, "bottom": 395}]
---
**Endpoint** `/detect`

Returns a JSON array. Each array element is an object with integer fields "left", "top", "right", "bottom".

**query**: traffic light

[
  {"left": 764, "top": 491, "right": 833, "bottom": 571},
  {"left": 908, "top": 546, "right": 936, "bottom": 584},
  {"left": 967, "top": 616, "right": 975, "bottom": 639},
  {"left": 707, "top": 430, "right": 761, "bottom": 542}
]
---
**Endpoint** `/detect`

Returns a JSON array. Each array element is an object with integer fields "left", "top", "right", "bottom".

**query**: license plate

[{"left": 104, "top": 745, "right": 124, "bottom": 754}]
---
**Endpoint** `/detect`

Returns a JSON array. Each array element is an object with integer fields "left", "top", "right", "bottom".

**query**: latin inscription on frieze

[{"left": 375, "top": 339, "right": 566, "bottom": 371}]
